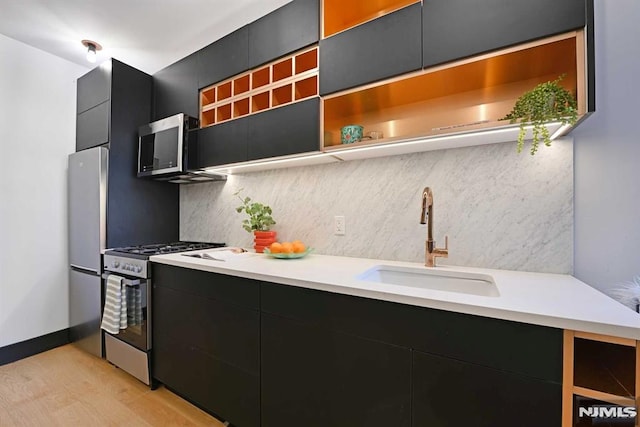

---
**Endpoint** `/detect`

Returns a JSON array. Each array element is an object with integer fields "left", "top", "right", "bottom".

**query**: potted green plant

[
  {"left": 234, "top": 189, "right": 276, "bottom": 252},
  {"left": 502, "top": 75, "right": 578, "bottom": 155}
]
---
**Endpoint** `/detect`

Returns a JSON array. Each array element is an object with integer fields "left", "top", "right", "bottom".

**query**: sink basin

[{"left": 357, "top": 265, "right": 499, "bottom": 297}]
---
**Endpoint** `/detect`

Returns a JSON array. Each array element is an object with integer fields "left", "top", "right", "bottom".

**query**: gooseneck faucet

[{"left": 420, "top": 187, "right": 449, "bottom": 267}]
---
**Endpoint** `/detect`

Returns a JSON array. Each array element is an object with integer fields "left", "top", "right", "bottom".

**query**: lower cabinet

[
  {"left": 261, "top": 312, "right": 411, "bottom": 427},
  {"left": 152, "top": 264, "right": 260, "bottom": 427},
  {"left": 412, "top": 350, "right": 562, "bottom": 427}
]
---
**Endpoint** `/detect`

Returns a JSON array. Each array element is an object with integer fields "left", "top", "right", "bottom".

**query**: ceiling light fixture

[{"left": 81, "top": 39, "right": 102, "bottom": 63}]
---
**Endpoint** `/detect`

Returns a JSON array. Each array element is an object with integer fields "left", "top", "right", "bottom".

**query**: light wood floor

[{"left": 0, "top": 344, "right": 226, "bottom": 426}]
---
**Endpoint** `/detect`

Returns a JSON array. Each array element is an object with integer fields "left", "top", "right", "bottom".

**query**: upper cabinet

[
  {"left": 248, "top": 0, "right": 319, "bottom": 69},
  {"left": 153, "top": 52, "right": 199, "bottom": 120},
  {"left": 422, "top": 0, "right": 587, "bottom": 68},
  {"left": 319, "top": 2, "right": 422, "bottom": 95},
  {"left": 77, "top": 64, "right": 110, "bottom": 114},
  {"left": 197, "top": 27, "right": 249, "bottom": 90}
]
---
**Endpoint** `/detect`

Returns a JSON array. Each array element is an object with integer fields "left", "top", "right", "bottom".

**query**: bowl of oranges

[{"left": 263, "top": 240, "right": 313, "bottom": 259}]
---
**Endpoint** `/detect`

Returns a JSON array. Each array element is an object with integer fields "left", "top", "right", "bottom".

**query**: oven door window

[
  {"left": 139, "top": 127, "right": 180, "bottom": 173},
  {"left": 114, "top": 282, "right": 149, "bottom": 351}
]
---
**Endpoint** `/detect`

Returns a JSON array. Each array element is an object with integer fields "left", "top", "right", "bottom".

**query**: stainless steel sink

[{"left": 357, "top": 265, "right": 499, "bottom": 297}]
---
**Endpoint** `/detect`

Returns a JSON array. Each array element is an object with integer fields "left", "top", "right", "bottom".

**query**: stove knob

[
  {"left": 113, "top": 260, "right": 120, "bottom": 268},
  {"left": 125, "top": 264, "right": 131, "bottom": 271},
  {"left": 135, "top": 265, "right": 142, "bottom": 273}
]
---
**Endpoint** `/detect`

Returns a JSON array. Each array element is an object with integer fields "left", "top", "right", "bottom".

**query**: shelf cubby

[
  {"left": 273, "top": 58, "right": 293, "bottom": 82},
  {"left": 199, "top": 46, "right": 318, "bottom": 128},
  {"left": 295, "top": 49, "right": 318, "bottom": 74},
  {"left": 295, "top": 76, "right": 318, "bottom": 101},
  {"left": 234, "top": 98, "right": 250, "bottom": 118},
  {"left": 323, "top": 0, "right": 419, "bottom": 38},
  {"left": 217, "top": 81, "right": 232, "bottom": 101},
  {"left": 234, "top": 75, "right": 250, "bottom": 96},
  {"left": 272, "top": 84, "right": 293, "bottom": 107},
  {"left": 251, "top": 91, "right": 270, "bottom": 113},
  {"left": 217, "top": 103, "right": 232, "bottom": 122},
  {"left": 322, "top": 32, "right": 583, "bottom": 149},
  {"left": 252, "top": 67, "right": 270, "bottom": 89}
]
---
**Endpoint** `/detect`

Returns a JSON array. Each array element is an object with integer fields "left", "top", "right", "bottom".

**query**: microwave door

[{"left": 138, "top": 127, "right": 181, "bottom": 177}]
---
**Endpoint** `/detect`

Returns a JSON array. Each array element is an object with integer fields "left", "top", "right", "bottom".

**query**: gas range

[{"left": 104, "top": 241, "right": 225, "bottom": 278}]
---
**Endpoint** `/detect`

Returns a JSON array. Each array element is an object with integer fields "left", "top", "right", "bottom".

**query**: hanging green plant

[{"left": 502, "top": 75, "right": 578, "bottom": 155}]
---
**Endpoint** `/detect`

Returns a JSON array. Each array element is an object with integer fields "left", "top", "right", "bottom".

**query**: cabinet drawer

[
  {"left": 412, "top": 350, "right": 562, "bottom": 427},
  {"left": 422, "top": 0, "right": 587, "bottom": 67},
  {"left": 319, "top": 2, "right": 422, "bottom": 95},
  {"left": 76, "top": 101, "right": 110, "bottom": 151}
]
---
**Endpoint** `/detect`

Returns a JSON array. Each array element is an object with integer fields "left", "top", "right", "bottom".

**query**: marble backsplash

[{"left": 181, "top": 139, "right": 573, "bottom": 273}]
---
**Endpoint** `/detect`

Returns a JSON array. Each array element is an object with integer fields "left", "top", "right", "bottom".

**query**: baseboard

[{"left": 0, "top": 328, "right": 70, "bottom": 366}]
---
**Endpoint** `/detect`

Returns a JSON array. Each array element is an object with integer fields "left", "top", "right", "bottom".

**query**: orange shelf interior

[
  {"left": 217, "top": 82, "right": 232, "bottom": 101},
  {"left": 574, "top": 338, "right": 636, "bottom": 398},
  {"left": 273, "top": 58, "right": 293, "bottom": 82},
  {"left": 217, "top": 103, "right": 232, "bottom": 122},
  {"left": 252, "top": 67, "right": 270, "bottom": 89},
  {"left": 295, "top": 76, "right": 318, "bottom": 100},
  {"left": 295, "top": 49, "right": 318, "bottom": 74},
  {"left": 234, "top": 98, "right": 250, "bottom": 117},
  {"left": 234, "top": 75, "right": 250, "bottom": 96},
  {"left": 201, "top": 87, "right": 215, "bottom": 106},
  {"left": 201, "top": 109, "right": 215, "bottom": 127},
  {"left": 272, "top": 84, "right": 293, "bottom": 107},
  {"left": 323, "top": 0, "right": 419, "bottom": 38},
  {"left": 323, "top": 36, "right": 580, "bottom": 147},
  {"left": 252, "top": 91, "right": 270, "bottom": 113}
]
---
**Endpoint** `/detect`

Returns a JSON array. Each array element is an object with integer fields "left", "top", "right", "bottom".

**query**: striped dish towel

[{"left": 100, "top": 274, "right": 127, "bottom": 334}]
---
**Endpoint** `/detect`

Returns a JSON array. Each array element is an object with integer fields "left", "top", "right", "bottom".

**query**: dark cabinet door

[
  {"left": 77, "top": 64, "right": 110, "bottom": 114},
  {"left": 153, "top": 52, "right": 199, "bottom": 120},
  {"left": 195, "top": 116, "right": 249, "bottom": 168},
  {"left": 197, "top": 27, "right": 249, "bottom": 89},
  {"left": 247, "top": 97, "right": 320, "bottom": 161},
  {"left": 412, "top": 350, "right": 562, "bottom": 427},
  {"left": 76, "top": 101, "right": 110, "bottom": 151},
  {"left": 152, "top": 265, "right": 260, "bottom": 427},
  {"left": 261, "top": 313, "right": 411, "bottom": 427},
  {"left": 248, "top": 0, "right": 320, "bottom": 69},
  {"left": 422, "top": 0, "right": 587, "bottom": 67},
  {"left": 319, "top": 3, "right": 422, "bottom": 95}
]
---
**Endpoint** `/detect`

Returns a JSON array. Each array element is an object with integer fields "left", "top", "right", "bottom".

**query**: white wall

[
  {"left": 0, "top": 34, "right": 87, "bottom": 347},
  {"left": 181, "top": 138, "right": 574, "bottom": 274},
  {"left": 573, "top": 1, "right": 640, "bottom": 293}
]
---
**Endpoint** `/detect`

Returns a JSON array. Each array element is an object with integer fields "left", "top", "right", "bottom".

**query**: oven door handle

[{"left": 101, "top": 273, "right": 144, "bottom": 286}]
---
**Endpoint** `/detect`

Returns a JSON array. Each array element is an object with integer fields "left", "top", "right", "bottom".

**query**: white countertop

[{"left": 150, "top": 250, "right": 640, "bottom": 341}]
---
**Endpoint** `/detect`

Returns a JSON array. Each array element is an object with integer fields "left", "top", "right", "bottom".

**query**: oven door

[{"left": 104, "top": 277, "right": 151, "bottom": 352}]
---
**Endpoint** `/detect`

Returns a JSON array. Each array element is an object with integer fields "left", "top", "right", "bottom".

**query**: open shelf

[
  {"left": 252, "top": 67, "right": 270, "bottom": 89},
  {"left": 323, "top": 0, "right": 419, "bottom": 38},
  {"left": 234, "top": 75, "right": 250, "bottom": 96},
  {"left": 295, "top": 76, "right": 318, "bottom": 100},
  {"left": 217, "top": 81, "right": 232, "bottom": 101},
  {"left": 199, "top": 46, "right": 318, "bottom": 128},
  {"left": 272, "top": 84, "right": 293, "bottom": 107},
  {"left": 323, "top": 32, "right": 583, "bottom": 149}
]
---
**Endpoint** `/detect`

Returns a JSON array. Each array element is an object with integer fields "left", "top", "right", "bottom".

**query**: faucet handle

[{"left": 443, "top": 235, "right": 449, "bottom": 250}]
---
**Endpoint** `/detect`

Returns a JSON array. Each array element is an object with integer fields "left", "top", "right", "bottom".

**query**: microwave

[{"left": 137, "top": 113, "right": 199, "bottom": 178}]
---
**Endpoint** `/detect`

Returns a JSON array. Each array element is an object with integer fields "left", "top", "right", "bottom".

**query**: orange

[
  {"left": 280, "top": 242, "right": 294, "bottom": 253},
  {"left": 269, "top": 242, "right": 283, "bottom": 253},
  {"left": 292, "top": 241, "right": 306, "bottom": 253}
]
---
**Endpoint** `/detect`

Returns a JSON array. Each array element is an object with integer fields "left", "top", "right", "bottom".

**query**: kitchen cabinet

[
  {"left": 412, "top": 350, "right": 562, "bottom": 426},
  {"left": 76, "top": 101, "right": 109, "bottom": 151},
  {"left": 153, "top": 51, "right": 199, "bottom": 120},
  {"left": 261, "top": 313, "right": 411, "bottom": 427},
  {"left": 422, "top": 0, "right": 587, "bottom": 67},
  {"left": 197, "top": 27, "right": 249, "bottom": 90},
  {"left": 247, "top": 97, "right": 320, "bottom": 161},
  {"left": 76, "top": 64, "right": 110, "bottom": 114},
  {"left": 195, "top": 115, "right": 249, "bottom": 168},
  {"left": 248, "top": 0, "right": 319, "bottom": 69},
  {"left": 152, "top": 264, "right": 260, "bottom": 427},
  {"left": 319, "top": 2, "right": 422, "bottom": 96}
]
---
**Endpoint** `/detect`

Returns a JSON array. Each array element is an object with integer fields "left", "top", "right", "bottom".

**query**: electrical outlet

[{"left": 334, "top": 216, "right": 346, "bottom": 235}]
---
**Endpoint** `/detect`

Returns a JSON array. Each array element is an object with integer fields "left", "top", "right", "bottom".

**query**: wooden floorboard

[{"left": 0, "top": 344, "right": 226, "bottom": 426}]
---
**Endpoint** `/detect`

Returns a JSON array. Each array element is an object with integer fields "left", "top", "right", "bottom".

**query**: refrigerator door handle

[{"left": 70, "top": 264, "right": 100, "bottom": 275}]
